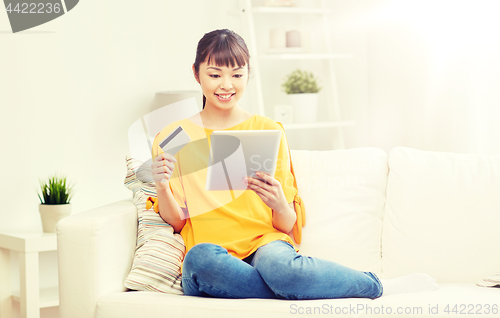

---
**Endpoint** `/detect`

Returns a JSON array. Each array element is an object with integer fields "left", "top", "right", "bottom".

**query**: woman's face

[{"left": 195, "top": 60, "right": 249, "bottom": 111}]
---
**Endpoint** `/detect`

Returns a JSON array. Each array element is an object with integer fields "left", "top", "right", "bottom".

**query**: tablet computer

[{"left": 206, "top": 130, "right": 282, "bottom": 191}]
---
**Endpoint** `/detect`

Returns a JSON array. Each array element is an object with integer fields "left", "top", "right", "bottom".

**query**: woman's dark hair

[{"left": 193, "top": 29, "right": 251, "bottom": 109}]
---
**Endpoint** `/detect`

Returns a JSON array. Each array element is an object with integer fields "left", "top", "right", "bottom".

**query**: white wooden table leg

[
  {"left": 19, "top": 252, "right": 39, "bottom": 318},
  {"left": 0, "top": 247, "right": 12, "bottom": 318}
]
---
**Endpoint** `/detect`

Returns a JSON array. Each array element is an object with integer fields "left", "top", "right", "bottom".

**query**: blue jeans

[{"left": 181, "top": 240, "right": 383, "bottom": 300}]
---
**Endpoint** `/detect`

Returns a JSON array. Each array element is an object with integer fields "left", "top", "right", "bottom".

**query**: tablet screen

[{"left": 206, "top": 130, "right": 281, "bottom": 191}]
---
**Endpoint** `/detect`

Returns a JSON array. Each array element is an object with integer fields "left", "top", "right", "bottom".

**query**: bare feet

[{"left": 381, "top": 273, "right": 438, "bottom": 296}]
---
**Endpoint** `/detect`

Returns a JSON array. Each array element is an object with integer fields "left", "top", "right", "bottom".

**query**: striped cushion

[{"left": 123, "top": 156, "right": 185, "bottom": 294}]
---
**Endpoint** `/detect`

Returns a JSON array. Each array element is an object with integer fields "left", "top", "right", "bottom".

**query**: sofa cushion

[
  {"left": 290, "top": 148, "right": 388, "bottom": 274},
  {"left": 123, "top": 156, "right": 185, "bottom": 294},
  {"left": 382, "top": 147, "right": 500, "bottom": 283}
]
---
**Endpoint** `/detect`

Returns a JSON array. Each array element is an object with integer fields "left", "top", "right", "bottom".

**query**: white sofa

[{"left": 57, "top": 147, "right": 500, "bottom": 318}]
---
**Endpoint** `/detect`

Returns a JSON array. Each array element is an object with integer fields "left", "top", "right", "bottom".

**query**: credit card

[{"left": 159, "top": 125, "right": 191, "bottom": 156}]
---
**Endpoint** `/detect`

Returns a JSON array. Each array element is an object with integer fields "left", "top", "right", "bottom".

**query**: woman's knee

[
  {"left": 183, "top": 243, "right": 226, "bottom": 275},
  {"left": 253, "top": 241, "right": 306, "bottom": 288}
]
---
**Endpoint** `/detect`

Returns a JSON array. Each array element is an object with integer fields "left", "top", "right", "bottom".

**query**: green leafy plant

[
  {"left": 281, "top": 69, "right": 322, "bottom": 94},
  {"left": 37, "top": 174, "right": 74, "bottom": 205}
]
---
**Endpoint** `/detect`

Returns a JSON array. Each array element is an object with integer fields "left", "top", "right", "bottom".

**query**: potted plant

[
  {"left": 37, "top": 174, "right": 74, "bottom": 233},
  {"left": 281, "top": 69, "right": 322, "bottom": 123}
]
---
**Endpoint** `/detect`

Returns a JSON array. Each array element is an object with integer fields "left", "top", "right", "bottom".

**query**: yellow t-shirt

[{"left": 151, "top": 114, "right": 304, "bottom": 267}]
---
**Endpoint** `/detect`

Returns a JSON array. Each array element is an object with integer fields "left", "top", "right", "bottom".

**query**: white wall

[{"left": 363, "top": 0, "right": 500, "bottom": 155}]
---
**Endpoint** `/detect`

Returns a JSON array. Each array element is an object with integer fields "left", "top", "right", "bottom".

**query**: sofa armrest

[{"left": 57, "top": 199, "right": 137, "bottom": 318}]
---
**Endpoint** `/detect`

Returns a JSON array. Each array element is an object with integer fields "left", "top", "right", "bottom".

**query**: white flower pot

[
  {"left": 288, "top": 93, "right": 319, "bottom": 123},
  {"left": 39, "top": 204, "right": 72, "bottom": 233}
]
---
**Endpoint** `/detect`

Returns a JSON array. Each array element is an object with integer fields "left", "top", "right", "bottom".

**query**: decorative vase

[
  {"left": 287, "top": 93, "right": 319, "bottom": 123},
  {"left": 39, "top": 204, "right": 72, "bottom": 233},
  {"left": 286, "top": 30, "right": 301, "bottom": 48}
]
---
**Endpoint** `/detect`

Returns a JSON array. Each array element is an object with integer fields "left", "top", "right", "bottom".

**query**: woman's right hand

[{"left": 151, "top": 152, "right": 177, "bottom": 186}]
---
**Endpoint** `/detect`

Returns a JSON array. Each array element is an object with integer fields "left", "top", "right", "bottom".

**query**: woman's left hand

[{"left": 244, "top": 171, "right": 289, "bottom": 213}]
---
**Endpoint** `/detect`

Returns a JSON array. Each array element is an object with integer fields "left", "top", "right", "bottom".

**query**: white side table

[{"left": 0, "top": 231, "right": 58, "bottom": 318}]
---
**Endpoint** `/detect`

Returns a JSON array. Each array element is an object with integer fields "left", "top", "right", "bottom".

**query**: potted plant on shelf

[
  {"left": 37, "top": 174, "right": 74, "bottom": 233},
  {"left": 281, "top": 69, "right": 322, "bottom": 123}
]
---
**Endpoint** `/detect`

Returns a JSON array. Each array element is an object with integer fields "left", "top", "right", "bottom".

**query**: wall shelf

[
  {"left": 242, "top": 0, "right": 354, "bottom": 149},
  {"left": 252, "top": 6, "right": 331, "bottom": 14},
  {"left": 259, "top": 53, "right": 354, "bottom": 60}
]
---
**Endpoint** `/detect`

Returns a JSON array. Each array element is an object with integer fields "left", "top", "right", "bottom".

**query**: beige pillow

[{"left": 123, "top": 156, "right": 185, "bottom": 294}]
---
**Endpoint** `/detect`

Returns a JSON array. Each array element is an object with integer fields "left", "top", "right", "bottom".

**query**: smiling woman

[
  {"left": 148, "top": 28, "right": 437, "bottom": 301},
  {"left": 192, "top": 29, "right": 250, "bottom": 110},
  {"left": 202, "top": 64, "right": 245, "bottom": 103}
]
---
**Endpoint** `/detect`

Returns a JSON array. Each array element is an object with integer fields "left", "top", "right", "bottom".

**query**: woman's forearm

[
  {"left": 156, "top": 182, "right": 186, "bottom": 233},
  {"left": 272, "top": 202, "right": 297, "bottom": 234}
]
